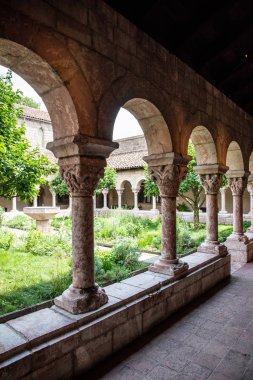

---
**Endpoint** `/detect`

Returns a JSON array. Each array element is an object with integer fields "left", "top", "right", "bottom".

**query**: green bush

[
  {"left": 0, "top": 230, "right": 14, "bottom": 250},
  {"left": 5, "top": 215, "right": 35, "bottom": 230},
  {"left": 94, "top": 255, "right": 105, "bottom": 275},
  {"left": 111, "top": 238, "right": 140, "bottom": 270},
  {"left": 25, "top": 230, "right": 71, "bottom": 257},
  {"left": 177, "top": 203, "right": 190, "bottom": 212},
  {"left": 96, "top": 250, "right": 113, "bottom": 271},
  {"left": 50, "top": 217, "right": 72, "bottom": 230}
]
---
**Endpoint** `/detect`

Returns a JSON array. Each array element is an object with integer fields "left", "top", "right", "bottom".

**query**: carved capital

[
  {"left": 199, "top": 173, "right": 222, "bottom": 195},
  {"left": 229, "top": 177, "right": 247, "bottom": 196},
  {"left": 247, "top": 181, "right": 253, "bottom": 196},
  {"left": 149, "top": 164, "right": 186, "bottom": 197},
  {"left": 59, "top": 156, "right": 106, "bottom": 197}
]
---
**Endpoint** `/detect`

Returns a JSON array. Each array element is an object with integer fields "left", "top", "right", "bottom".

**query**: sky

[{"left": 0, "top": 65, "right": 143, "bottom": 140}]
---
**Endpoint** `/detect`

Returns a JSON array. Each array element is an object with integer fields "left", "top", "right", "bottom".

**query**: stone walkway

[{"left": 85, "top": 262, "right": 253, "bottom": 380}]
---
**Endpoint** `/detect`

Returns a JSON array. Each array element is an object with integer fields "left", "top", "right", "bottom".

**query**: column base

[
  {"left": 149, "top": 258, "right": 189, "bottom": 278},
  {"left": 198, "top": 241, "right": 228, "bottom": 257},
  {"left": 224, "top": 234, "right": 253, "bottom": 263},
  {"left": 54, "top": 284, "right": 108, "bottom": 314}
]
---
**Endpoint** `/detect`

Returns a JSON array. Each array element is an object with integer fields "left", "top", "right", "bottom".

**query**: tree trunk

[{"left": 193, "top": 203, "right": 200, "bottom": 229}]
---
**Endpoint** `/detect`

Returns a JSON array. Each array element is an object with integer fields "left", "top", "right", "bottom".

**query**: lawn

[{"left": 0, "top": 214, "right": 247, "bottom": 316}]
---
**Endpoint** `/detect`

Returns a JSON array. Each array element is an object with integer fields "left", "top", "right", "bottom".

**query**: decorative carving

[
  {"left": 149, "top": 164, "right": 187, "bottom": 197},
  {"left": 199, "top": 173, "right": 222, "bottom": 195},
  {"left": 229, "top": 177, "right": 247, "bottom": 196},
  {"left": 60, "top": 164, "right": 104, "bottom": 197},
  {"left": 247, "top": 181, "right": 253, "bottom": 196}
]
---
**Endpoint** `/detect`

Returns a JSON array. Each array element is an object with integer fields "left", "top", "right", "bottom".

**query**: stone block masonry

[{"left": 0, "top": 253, "right": 230, "bottom": 379}]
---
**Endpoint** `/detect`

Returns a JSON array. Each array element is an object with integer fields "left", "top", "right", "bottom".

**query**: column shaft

[
  {"left": 72, "top": 195, "right": 94, "bottom": 289},
  {"left": 161, "top": 196, "right": 177, "bottom": 262},
  {"left": 206, "top": 193, "right": 218, "bottom": 243},
  {"left": 233, "top": 195, "right": 243, "bottom": 235}
]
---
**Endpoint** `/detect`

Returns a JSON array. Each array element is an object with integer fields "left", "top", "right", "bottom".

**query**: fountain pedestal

[{"left": 23, "top": 207, "right": 60, "bottom": 233}]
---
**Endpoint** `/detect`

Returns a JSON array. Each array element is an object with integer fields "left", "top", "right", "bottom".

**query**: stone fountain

[{"left": 23, "top": 206, "right": 60, "bottom": 233}]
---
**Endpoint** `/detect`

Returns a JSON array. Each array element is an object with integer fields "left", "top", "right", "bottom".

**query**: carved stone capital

[
  {"left": 59, "top": 156, "right": 106, "bottom": 197},
  {"left": 247, "top": 181, "right": 253, "bottom": 196},
  {"left": 199, "top": 173, "right": 222, "bottom": 195},
  {"left": 229, "top": 177, "right": 247, "bottom": 196},
  {"left": 149, "top": 164, "right": 187, "bottom": 197}
]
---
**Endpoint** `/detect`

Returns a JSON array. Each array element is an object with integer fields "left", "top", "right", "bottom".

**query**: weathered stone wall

[{"left": 0, "top": 1, "right": 253, "bottom": 167}]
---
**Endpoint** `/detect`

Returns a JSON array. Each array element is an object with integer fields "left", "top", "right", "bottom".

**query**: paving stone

[
  {"left": 148, "top": 364, "right": 178, "bottom": 380},
  {"left": 0, "top": 324, "right": 27, "bottom": 362},
  {"left": 192, "top": 352, "right": 221, "bottom": 371},
  {"left": 105, "top": 282, "right": 146, "bottom": 302},
  {"left": 6, "top": 308, "right": 74, "bottom": 346}
]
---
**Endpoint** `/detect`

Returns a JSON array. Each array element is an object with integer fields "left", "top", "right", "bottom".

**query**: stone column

[
  {"left": 247, "top": 180, "right": 253, "bottom": 232},
  {"left": 133, "top": 189, "right": 139, "bottom": 210},
  {"left": 93, "top": 195, "right": 96, "bottom": 210},
  {"left": 117, "top": 189, "right": 123, "bottom": 209},
  {"left": 144, "top": 153, "right": 189, "bottom": 278},
  {"left": 219, "top": 187, "right": 228, "bottom": 214},
  {"left": 198, "top": 173, "right": 227, "bottom": 256},
  {"left": 33, "top": 197, "right": 38, "bottom": 207},
  {"left": 51, "top": 191, "right": 56, "bottom": 207},
  {"left": 102, "top": 188, "right": 109, "bottom": 209},
  {"left": 54, "top": 156, "right": 108, "bottom": 314},
  {"left": 11, "top": 196, "right": 17, "bottom": 212},
  {"left": 152, "top": 196, "right": 157, "bottom": 210},
  {"left": 229, "top": 176, "right": 247, "bottom": 237}
]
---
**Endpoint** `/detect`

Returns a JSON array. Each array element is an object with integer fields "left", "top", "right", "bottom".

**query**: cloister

[{"left": 1, "top": 1, "right": 253, "bottom": 379}]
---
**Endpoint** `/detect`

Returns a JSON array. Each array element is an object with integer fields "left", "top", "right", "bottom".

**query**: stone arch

[
  {"left": 226, "top": 141, "right": 244, "bottom": 172},
  {"left": 188, "top": 126, "right": 218, "bottom": 165},
  {"left": 116, "top": 178, "right": 134, "bottom": 191},
  {"left": 120, "top": 180, "right": 134, "bottom": 208},
  {"left": 135, "top": 177, "right": 146, "bottom": 191},
  {"left": 0, "top": 36, "right": 96, "bottom": 138},
  {"left": 98, "top": 76, "right": 175, "bottom": 155}
]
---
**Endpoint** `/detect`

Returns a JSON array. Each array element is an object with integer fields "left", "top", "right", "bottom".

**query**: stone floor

[{"left": 84, "top": 262, "right": 253, "bottom": 380}]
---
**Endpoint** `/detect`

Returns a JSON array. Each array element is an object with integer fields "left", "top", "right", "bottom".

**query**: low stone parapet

[{"left": 0, "top": 253, "right": 230, "bottom": 379}]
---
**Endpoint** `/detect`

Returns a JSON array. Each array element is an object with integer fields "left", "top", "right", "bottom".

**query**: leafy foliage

[
  {"left": 179, "top": 142, "right": 205, "bottom": 228},
  {"left": 95, "top": 167, "right": 117, "bottom": 194},
  {"left": 143, "top": 165, "right": 160, "bottom": 197},
  {"left": 0, "top": 70, "right": 56, "bottom": 200},
  {"left": 50, "top": 173, "right": 69, "bottom": 197},
  {"left": 17, "top": 95, "right": 40, "bottom": 109}
]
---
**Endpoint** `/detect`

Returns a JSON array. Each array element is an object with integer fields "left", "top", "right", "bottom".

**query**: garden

[{"left": 0, "top": 212, "right": 245, "bottom": 316}]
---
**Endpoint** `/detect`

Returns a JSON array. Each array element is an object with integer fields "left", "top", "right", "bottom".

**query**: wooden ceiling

[{"left": 105, "top": 0, "right": 253, "bottom": 116}]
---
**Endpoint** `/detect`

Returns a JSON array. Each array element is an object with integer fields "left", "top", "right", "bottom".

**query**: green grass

[{"left": 0, "top": 249, "right": 71, "bottom": 314}]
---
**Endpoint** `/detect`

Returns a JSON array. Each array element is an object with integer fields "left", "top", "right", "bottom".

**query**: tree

[
  {"left": 143, "top": 165, "right": 160, "bottom": 197},
  {"left": 179, "top": 142, "right": 205, "bottom": 228},
  {"left": 50, "top": 173, "right": 69, "bottom": 197},
  {"left": 0, "top": 70, "right": 56, "bottom": 200},
  {"left": 95, "top": 167, "right": 117, "bottom": 194},
  {"left": 17, "top": 95, "right": 41, "bottom": 109}
]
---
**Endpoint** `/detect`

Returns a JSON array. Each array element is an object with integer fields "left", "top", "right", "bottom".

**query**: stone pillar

[
  {"left": 133, "top": 189, "right": 139, "bottom": 210},
  {"left": 117, "top": 189, "right": 123, "bottom": 209},
  {"left": 144, "top": 153, "right": 189, "bottom": 278},
  {"left": 229, "top": 176, "right": 247, "bottom": 237},
  {"left": 93, "top": 195, "right": 96, "bottom": 210},
  {"left": 102, "top": 188, "right": 109, "bottom": 209},
  {"left": 219, "top": 187, "right": 228, "bottom": 214},
  {"left": 11, "top": 196, "right": 17, "bottom": 212},
  {"left": 152, "top": 196, "right": 157, "bottom": 210},
  {"left": 197, "top": 173, "right": 227, "bottom": 256},
  {"left": 33, "top": 197, "right": 38, "bottom": 207},
  {"left": 54, "top": 156, "right": 109, "bottom": 314},
  {"left": 51, "top": 191, "right": 56, "bottom": 207},
  {"left": 247, "top": 180, "right": 253, "bottom": 232}
]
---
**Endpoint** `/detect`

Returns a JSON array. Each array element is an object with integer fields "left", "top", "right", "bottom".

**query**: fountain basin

[{"left": 23, "top": 207, "right": 60, "bottom": 232}]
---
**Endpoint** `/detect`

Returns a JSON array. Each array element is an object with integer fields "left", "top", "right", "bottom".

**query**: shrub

[
  {"left": 111, "top": 238, "right": 140, "bottom": 270},
  {"left": 0, "top": 230, "right": 14, "bottom": 250},
  {"left": 25, "top": 230, "right": 71, "bottom": 257},
  {"left": 96, "top": 250, "right": 113, "bottom": 271},
  {"left": 50, "top": 217, "right": 72, "bottom": 230},
  {"left": 5, "top": 215, "right": 35, "bottom": 230},
  {"left": 94, "top": 255, "right": 105, "bottom": 275}
]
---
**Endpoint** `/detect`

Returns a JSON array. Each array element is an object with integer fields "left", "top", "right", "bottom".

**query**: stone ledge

[{"left": 0, "top": 253, "right": 231, "bottom": 379}]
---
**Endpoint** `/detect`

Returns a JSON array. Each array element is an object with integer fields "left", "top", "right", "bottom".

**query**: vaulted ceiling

[{"left": 105, "top": 0, "right": 253, "bottom": 116}]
